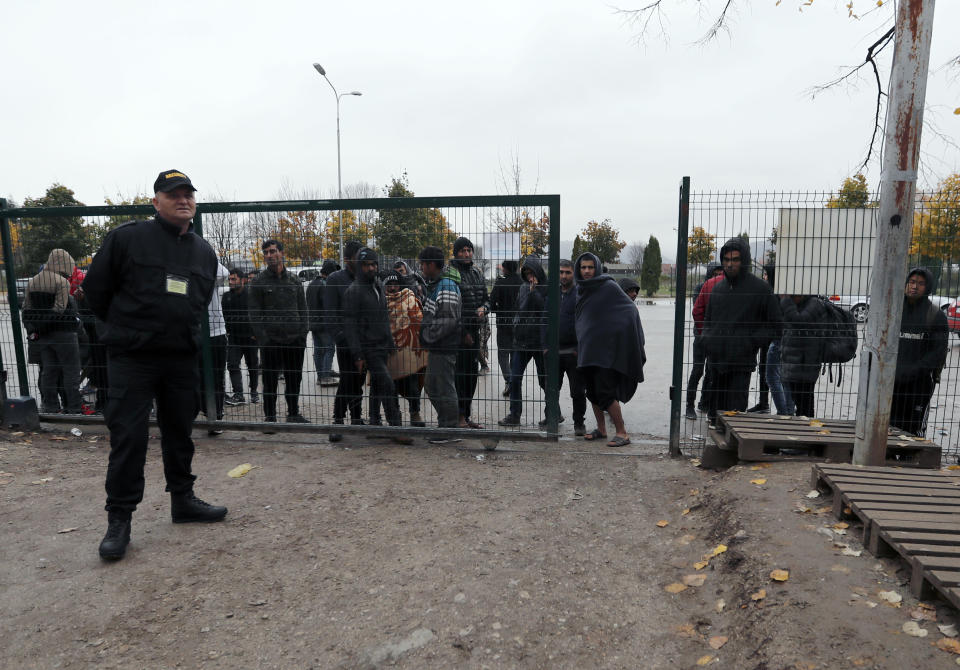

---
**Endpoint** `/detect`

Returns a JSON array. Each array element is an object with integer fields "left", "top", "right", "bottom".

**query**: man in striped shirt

[{"left": 418, "top": 245, "right": 462, "bottom": 428}]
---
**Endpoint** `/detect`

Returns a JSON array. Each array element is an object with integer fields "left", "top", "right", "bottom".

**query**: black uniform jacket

[{"left": 82, "top": 216, "right": 217, "bottom": 354}]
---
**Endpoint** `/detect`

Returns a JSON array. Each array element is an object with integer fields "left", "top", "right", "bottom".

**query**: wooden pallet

[
  {"left": 811, "top": 463, "right": 960, "bottom": 608},
  {"left": 712, "top": 414, "right": 940, "bottom": 467}
]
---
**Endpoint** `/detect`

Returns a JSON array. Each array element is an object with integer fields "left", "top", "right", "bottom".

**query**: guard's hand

[{"left": 463, "top": 333, "right": 474, "bottom": 346}]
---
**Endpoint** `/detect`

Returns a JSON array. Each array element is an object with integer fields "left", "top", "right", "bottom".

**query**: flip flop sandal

[
  {"left": 584, "top": 429, "right": 607, "bottom": 441},
  {"left": 606, "top": 436, "right": 631, "bottom": 448}
]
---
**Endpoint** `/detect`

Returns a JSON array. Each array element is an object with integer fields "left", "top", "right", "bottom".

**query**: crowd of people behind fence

[
  {"left": 19, "top": 235, "right": 649, "bottom": 448},
  {"left": 687, "top": 236, "right": 949, "bottom": 438}
]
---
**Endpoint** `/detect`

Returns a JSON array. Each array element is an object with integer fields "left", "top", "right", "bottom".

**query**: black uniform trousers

[
  {"left": 104, "top": 351, "right": 198, "bottom": 518},
  {"left": 260, "top": 341, "right": 306, "bottom": 418},
  {"left": 334, "top": 344, "right": 364, "bottom": 422},
  {"left": 456, "top": 327, "right": 481, "bottom": 419}
]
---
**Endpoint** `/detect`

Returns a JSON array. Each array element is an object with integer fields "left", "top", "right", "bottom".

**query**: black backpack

[{"left": 819, "top": 297, "right": 858, "bottom": 364}]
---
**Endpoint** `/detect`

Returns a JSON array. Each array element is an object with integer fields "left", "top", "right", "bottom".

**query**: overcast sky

[{"left": 2, "top": 0, "right": 957, "bottom": 249}]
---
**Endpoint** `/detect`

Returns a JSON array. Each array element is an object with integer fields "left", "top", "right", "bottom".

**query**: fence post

[
  {"left": 544, "top": 195, "right": 561, "bottom": 434},
  {"left": 0, "top": 199, "right": 30, "bottom": 395},
  {"left": 669, "top": 177, "right": 691, "bottom": 458},
  {"left": 853, "top": 0, "right": 935, "bottom": 465},
  {"left": 194, "top": 211, "right": 217, "bottom": 424}
]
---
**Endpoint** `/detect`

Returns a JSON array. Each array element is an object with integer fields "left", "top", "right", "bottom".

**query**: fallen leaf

[
  {"left": 696, "top": 655, "right": 715, "bottom": 666},
  {"left": 832, "top": 522, "right": 849, "bottom": 530},
  {"left": 674, "top": 623, "right": 698, "bottom": 638},
  {"left": 682, "top": 508, "right": 691, "bottom": 516},
  {"left": 831, "top": 565, "right": 851, "bottom": 574},
  {"left": 910, "top": 606, "right": 937, "bottom": 622},
  {"left": 57, "top": 527, "right": 78, "bottom": 534},
  {"left": 817, "top": 429, "right": 831, "bottom": 435},
  {"left": 664, "top": 583, "right": 688, "bottom": 594},
  {"left": 809, "top": 420, "right": 824, "bottom": 427},
  {"left": 710, "top": 544, "right": 728, "bottom": 557},
  {"left": 902, "top": 621, "right": 928, "bottom": 638},
  {"left": 50, "top": 436, "right": 68, "bottom": 441},
  {"left": 694, "top": 560, "right": 710, "bottom": 571},
  {"left": 805, "top": 490, "right": 821, "bottom": 499},
  {"left": 940, "top": 624, "right": 959, "bottom": 638},
  {"left": 723, "top": 411, "right": 738, "bottom": 416},
  {"left": 228, "top": 463, "right": 255, "bottom": 478},
  {"left": 689, "top": 488, "right": 700, "bottom": 496},
  {"left": 708, "top": 635, "right": 728, "bottom": 650},
  {"left": 770, "top": 569, "right": 790, "bottom": 582},
  {"left": 841, "top": 546, "right": 862, "bottom": 557},
  {"left": 715, "top": 599, "right": 725, "bottom": 613},
  {"left": 656, "top": 520, "right": 669, "bottom": 528},
  {"left": 946, "top": 465, "right": 960, "bottom": 471},
  {"left": 31, "top": 477, "right": 53, "bottom": 485},
  {"left": 750, "top": 463, "right": 772, "bottom": 470},
  {"left": 751, "top": 589, "right": 766, "bottom": 601},
  {"left": 844, "top": 506, "right": 852, "bottom": 515},
  {"left": 690, "top": 459, "right": 701, "bottom": 467},
  {"left": 683, "top": 574, "right": 707, "bottom": 587},
  {"left": 750, "top": 478, "right": 767, "bottom": 485},
  {"left": 936, "top": 638, "right": 960, "bottom": 654},
  {"left": 678, "top": 534, "right": 696, "bottom": 546},
  {"left": 878, "top": 590, "right": 902, "bottom": 607}
]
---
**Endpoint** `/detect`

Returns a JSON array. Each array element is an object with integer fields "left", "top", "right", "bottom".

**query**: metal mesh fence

[
  {"left": 0, "top": 196, "right": 562, "bottom": 441},
  {"left": 675, "top": 188, "right": 960, "bottom": 463}
]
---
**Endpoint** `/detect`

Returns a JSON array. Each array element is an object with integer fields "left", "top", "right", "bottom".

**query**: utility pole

[{"left": 853, "top": 0, "right": 936, "bottom": 465}]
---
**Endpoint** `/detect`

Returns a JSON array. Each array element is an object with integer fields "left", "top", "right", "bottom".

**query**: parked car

[
  {"left": 828, "top": 293, "right": 952, "bottom": 323},
  {"left": 946, "top": 301, "right": 960, "bottom": 335},
  {"left": 15, "top": 278, "right": 29, "bottom": 304}
]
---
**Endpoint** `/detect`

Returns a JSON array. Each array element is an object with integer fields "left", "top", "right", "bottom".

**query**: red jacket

[
  {"left": 692, "top": 275, "right": 723, "bottom": 335},
  {"left": 69, "top": 266, "right": 85, "bottom": 296}
]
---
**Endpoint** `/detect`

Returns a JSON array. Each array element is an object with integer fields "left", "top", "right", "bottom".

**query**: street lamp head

[
  {"left": 348, "top": 91, "right": 362, "bottom": 96},
  {"left": 312, "top": 63, "right": 326, "bottom": 76}
]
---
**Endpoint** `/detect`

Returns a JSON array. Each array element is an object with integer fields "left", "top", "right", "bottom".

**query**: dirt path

[{"left": 2, "top": 426, "right": 959, "bottom": 669}]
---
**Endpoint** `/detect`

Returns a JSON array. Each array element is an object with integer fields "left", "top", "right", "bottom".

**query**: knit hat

[
  {"left": 320, "top": 259, "right": 339, "bottom": 276},
  {"left": 356, "top": 247, "right": 378, "bottom": 264},
  {"left": 381, "top": 271, "right": 401, "bottom": 285},
  {"left": 453, "top": 237, "right": 473, "bottom": 256}
]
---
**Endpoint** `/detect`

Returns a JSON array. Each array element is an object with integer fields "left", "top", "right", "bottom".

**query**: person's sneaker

[
  {"left": 498, "top": 414, "right": 521, "bottom": 426},
  {"left": 538, "top": 416, "right": 565, "bottom": 428},
  {"left": 410, "top": 412, "right": 426, "bottom": 427},
  {"left": 263, "top": 416, "right": 277, "bottom": 434},
  {"left": 320, "top": 376, "right": 339, "bottom": 386},
  {"left": 330, "top": 418, "right": 344, "bottom": 442},
  {"left": 98, "top": 516, "right": 131, "bottom": 561},
  {"left": 286, "top": 414, "right": 310, "bottom": 423},
  {"left": 574, "top": 423, "right": 586, "bottom": 437},
  {"left": 746, "top": 403, "right": 770, "bottom": 414},
  {"left": 685, "top": 405, "right": 698, "bottom": 420},
  {"left": 223, "top": 396, "right": 239, "bottom": 406},
  {"left": 208, "top": 428, "right": 224, "bottom": 436},
  {"left": 249, "top": 392, "right": 260, "bottom": 403},
  {"left": 171, "top": 492, "right": 228, "bottom": 523}
]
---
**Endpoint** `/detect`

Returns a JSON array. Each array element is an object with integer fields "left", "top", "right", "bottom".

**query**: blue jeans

[
  {"left": 312, "top": 330, "right": 335, "bottom": 378},
  {"left": 765, "top": 341, "right": 794, "bottom": 415}
]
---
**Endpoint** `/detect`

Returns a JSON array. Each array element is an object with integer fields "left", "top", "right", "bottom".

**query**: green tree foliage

[
  {"left": 826, "top": 173, "right": 875, "bottom": 208},
  {"left": 640, "top": 235, "right": 662, "bottom": 297},
  {"left": 374, "top": 172, "right": 456, "bottom": 259},
  {"left": 580, "top": 219, "right": 626, "bottom": 263},
  {"left": 88, "top": 194, "right": 153, "bottom": 252},
  {"left": 20, "top": 184, "right": 91, "bottom": 272},
  {"left": 322, "top": 210, "right": 373, "bottom": 261},
  {"left": 910, "top": 173, "right": 960, "bottom": 288},
  {"left": 766, "top": 226, "right": 778, "bottom": 264},
  {"left": 571, "top": 235, "right": 584, "bottom": 260},
  {"left": 687, "top": 226, "right": 716, "bottom": 266}
]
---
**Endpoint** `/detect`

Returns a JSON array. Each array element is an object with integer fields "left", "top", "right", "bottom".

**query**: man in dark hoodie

[
  {"left": 616, "top": 277, "right": 641, "bottom": 302},
  {"left": 489, "top": 259, "right": 523, "bottom": 397},
  {"left": 573, "top": 253, "right": 646, "bottom": 447},
  {"left": 343, "top": 249, "right": 408, "bottom": 442},
  {"left": 307, "top": 259, "right": 340, "bottom": 386},
  {"left": 890, "top": 267, "right": 948, "bottom": 436},
  {"left": 498, "top": 257, "right": 547, "bottom": 427},
  {"left": 247, "top": 239, "right": 310, "bottom": 425},
  {"left": 538, "top": 259, "right": 586, "bottom": 434},
  {"left": 450, "top": 237, "right": 490, "bottom": 429},
  {"left": 701, "top": 238, "right": 782, "bottom": 422},
  {"left": 685, "top": 263, "right": 723, "bottom": 419},
  {"left": 325, "top": 240, "right": 365, "bottom": 441}
]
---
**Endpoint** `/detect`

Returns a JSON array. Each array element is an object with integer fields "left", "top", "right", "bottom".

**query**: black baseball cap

[{"left": 153, "top": 169, "right": 197, "bottom": 193}]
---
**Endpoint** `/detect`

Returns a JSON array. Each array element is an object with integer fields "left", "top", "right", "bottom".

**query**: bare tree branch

[
  {"left": 694, "top": 0, "right": 735, "bottom": 46},
  {"left": 612, "top": 1, "right": 669, "bottom": 46}
]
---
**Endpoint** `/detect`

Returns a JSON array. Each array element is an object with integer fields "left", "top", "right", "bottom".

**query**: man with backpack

[{"left": 891, "top": 267, "right": 948, "bottom": 436}]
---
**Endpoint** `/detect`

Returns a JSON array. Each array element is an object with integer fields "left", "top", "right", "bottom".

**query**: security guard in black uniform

[{"left": 83, "top": 169, "right": 228, "bottom": 561}]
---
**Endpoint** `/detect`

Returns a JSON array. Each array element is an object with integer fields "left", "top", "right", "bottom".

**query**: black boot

[
  {"left": 99, "top": 515, "right": 131, "bottom": 561},
  {"left": 685, "top": 404, "right": 698, "bottom": 420},
  {"left": 171, "top": 492, "right": 228, "bottom": 523}
]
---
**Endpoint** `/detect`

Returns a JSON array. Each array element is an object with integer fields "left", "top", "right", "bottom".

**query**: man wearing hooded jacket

[
  {"left": 891, "top": 267, "right": 948, "bottom": 436},
  {"left": 701, "top": 237, "right": 781, "bottom": 422},
  {"left": 450, "top": 237, "right": 490, "bottom": 429}
]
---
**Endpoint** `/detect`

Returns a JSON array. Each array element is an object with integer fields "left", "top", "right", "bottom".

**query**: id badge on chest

[{"left": 166, "top": 274, "right": 189, "bottom": 296}]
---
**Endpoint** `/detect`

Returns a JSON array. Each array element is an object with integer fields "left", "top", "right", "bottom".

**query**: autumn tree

[
  {"left": 323, "top": 209, "right": 373, "bottom": 261},
  {"left": 273, "top": 210, "right": 325, "bottom": 263},
  {"left": 910, "top": 173, "right": 960, "bottom": 289},
  {"left": 687, "top": 226, "right": 716, "bottom": 266},
  {"left": 87, "top": 194, "right": 153, "bottom": 253},
  {"left": 826, "top": 173, "right": 875, "bottom": 208},
  {"left": 640, "top": 235, "right": 662, "bottom": 297},
  {"left": 20, "top": 184, "right": 91, "bottom": 272},
  {"left": 579, "top": 219, "right": 626, "bottom": 263},
  {"left": 374, "top": 173, "right": 456, "bottom": 259}
]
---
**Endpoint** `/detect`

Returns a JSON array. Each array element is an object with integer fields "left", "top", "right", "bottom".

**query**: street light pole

[{"left": 313, "top": 63, "right": 362, "bottom": 265}]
